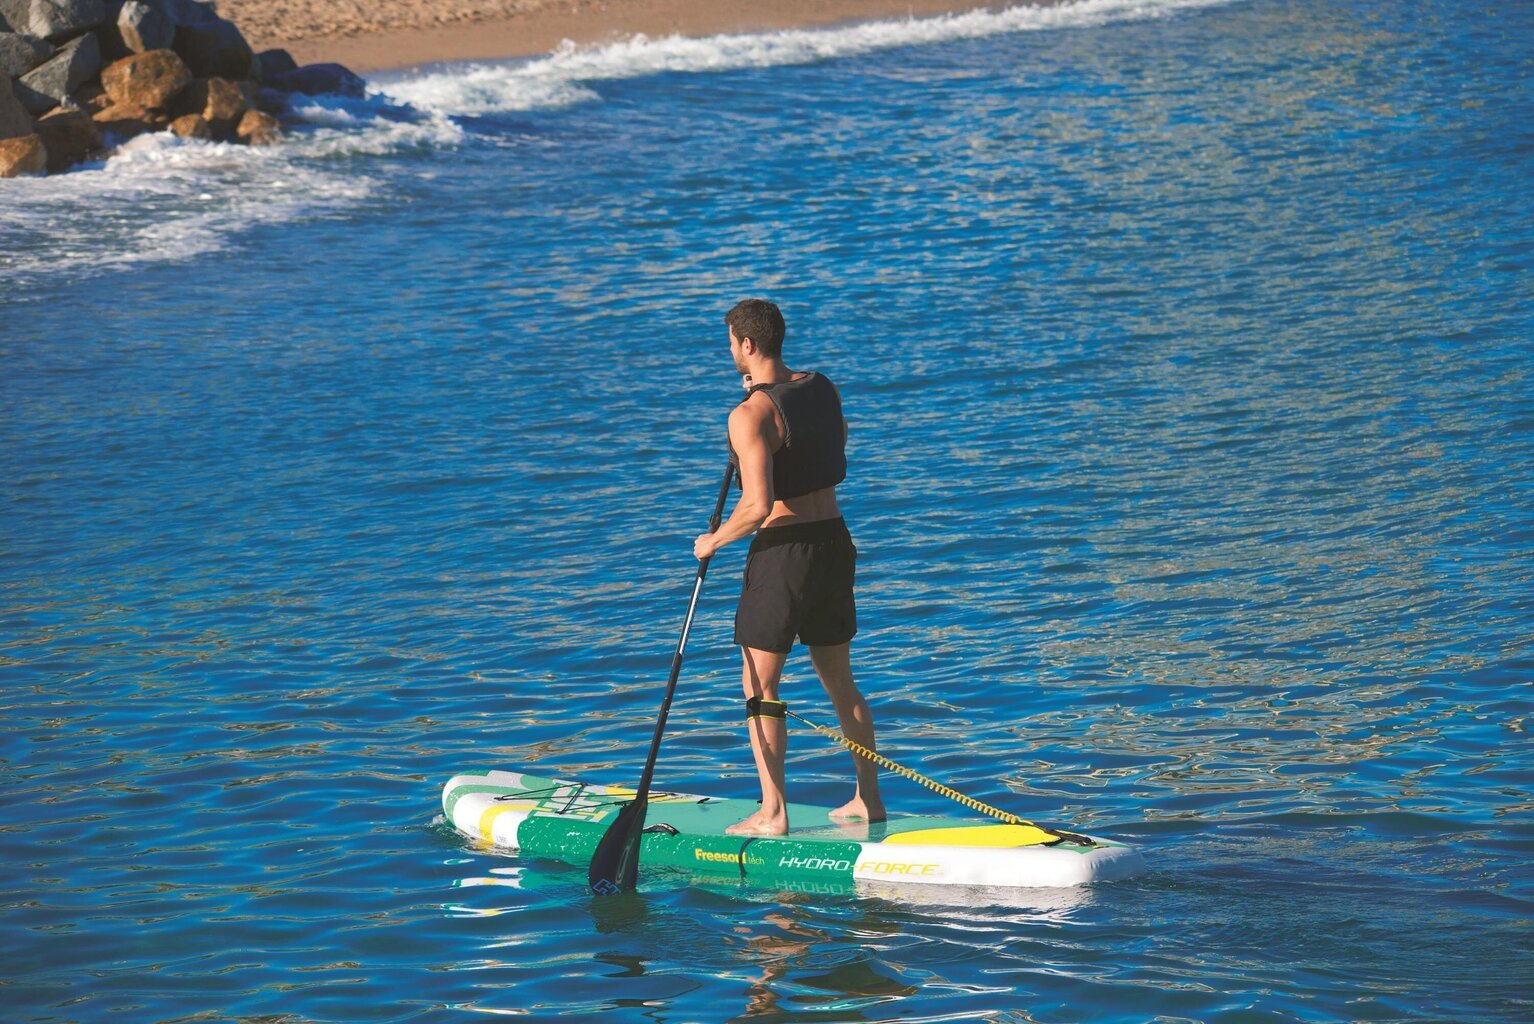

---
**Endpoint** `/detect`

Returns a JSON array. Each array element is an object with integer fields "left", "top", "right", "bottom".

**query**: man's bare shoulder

[{"left": 730, "top": 392, "right": 777, "bottom": 427}]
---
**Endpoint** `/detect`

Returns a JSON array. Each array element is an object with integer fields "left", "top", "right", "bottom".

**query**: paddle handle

[{"left": 631, "top": 457, "right": 736, "bottom": 805}]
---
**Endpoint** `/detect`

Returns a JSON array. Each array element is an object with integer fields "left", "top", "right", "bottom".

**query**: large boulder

[
  {"left": 147, "top": 0, "right": 216, "bottom": 25},
  {"left": 0, "top": 129, "right": 45, "bottom": 173},
  {"left": 0, "top": 31, "right": 51, "bottom": 76},
  {"left": 273, "top": 62, "right": 364, "bottom": 99},
  {"left": 255, "top": 47, "right": 294, "bottom": 81},
  {"left": 116, "top": 0, "right": 170, "bottom": 51},
  {"left": 96, "top": 0, "right": 127, "bottom": 58},
  {"left": 0, "top": 0, "right": 108, "bottom": 42},
  {"left": 234, "top": 106, "right": 276, "bottom": 145},
  {"left": 13, "top": 29, "right": 96, "bottom": 112},
  {"left": 34, "top": 101, "right": 99, "bottom": 169},
  {"left": 1, "top": 72, "right": 34, "bottom": 136},
  {"left": 177, "top": 73, "right": 240, "bottom": 135},
  {"left": 173, "top": 16, "right": 251, "bottom": 79},
  {"left": 100, "top": 47, "right": 187, "bottom": 108}
]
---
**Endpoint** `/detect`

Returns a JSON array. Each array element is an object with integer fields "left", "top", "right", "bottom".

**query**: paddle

[{"left": 588, "top": 457, "right": 737, "bottom": 895}]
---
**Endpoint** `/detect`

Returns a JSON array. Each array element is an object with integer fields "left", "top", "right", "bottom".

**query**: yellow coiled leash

[{"left": 780, "top": 705, "right": 1096, "bottom": 847}]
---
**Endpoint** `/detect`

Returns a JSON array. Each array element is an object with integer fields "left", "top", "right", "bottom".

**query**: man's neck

[{"left": 745, "top": 359, "right": 794, "bottom": 385}]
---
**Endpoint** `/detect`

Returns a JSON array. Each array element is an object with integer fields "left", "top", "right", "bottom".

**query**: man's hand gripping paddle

[{"left": 588, "top": 458, "right": 737, "bottom": 895}]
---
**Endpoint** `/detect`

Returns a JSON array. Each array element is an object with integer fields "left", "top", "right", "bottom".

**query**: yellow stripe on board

[
  {"left": 477, "top": 802, "right": 533, "bottom": 843},
  {"left": 882, "top": 824, "right": 1059, "bottom": 848}
]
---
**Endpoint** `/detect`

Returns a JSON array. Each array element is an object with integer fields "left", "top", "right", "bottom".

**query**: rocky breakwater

[{"left": 1, "top": 0, "right": 365, "bottom": 177}]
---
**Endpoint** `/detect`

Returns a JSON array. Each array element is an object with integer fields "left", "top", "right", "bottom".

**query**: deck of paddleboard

[{"left": 443, "top": 769, "right": 1144, "bottom": 888}]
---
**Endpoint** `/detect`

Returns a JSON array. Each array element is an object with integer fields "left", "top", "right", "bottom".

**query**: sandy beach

[{"left": 218, "top": 0, "right": 1017, "bottom": 72}]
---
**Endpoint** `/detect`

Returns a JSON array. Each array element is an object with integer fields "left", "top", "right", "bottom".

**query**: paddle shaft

[{"left": 629, "top": 458, "right": 737, "bottom": 809}]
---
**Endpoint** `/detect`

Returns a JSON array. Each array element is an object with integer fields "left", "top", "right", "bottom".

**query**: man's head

[{"left": 724, "top": 299, "right": 786, "bottom": 365}]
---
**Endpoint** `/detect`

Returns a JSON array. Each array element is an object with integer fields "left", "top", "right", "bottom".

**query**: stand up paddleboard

[{"left": 443, "top": 769, "right": 1144, "bottom": 888}]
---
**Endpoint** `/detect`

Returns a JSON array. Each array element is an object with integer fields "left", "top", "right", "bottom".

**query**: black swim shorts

[{"left": 734, "top": 517, "right": 857, "bottom": 653}]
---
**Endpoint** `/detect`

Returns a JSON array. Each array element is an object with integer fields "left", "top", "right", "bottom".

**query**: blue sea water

[{"left": 3, "top": 0, "right": 1532, "bottom": 1020}]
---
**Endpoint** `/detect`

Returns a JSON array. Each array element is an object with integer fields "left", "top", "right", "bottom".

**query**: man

[{"left": 692, "top": 298, "right": 885, "bottom": 836}]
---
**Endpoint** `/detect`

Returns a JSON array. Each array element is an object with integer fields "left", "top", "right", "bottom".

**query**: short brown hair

[{"left": 724, "top": 299, "right": 785, "bottom": 358}]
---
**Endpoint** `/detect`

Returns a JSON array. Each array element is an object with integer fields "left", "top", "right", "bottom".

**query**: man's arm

[{"left": 694, "top": 401, "right": 774, "bottom": 560}]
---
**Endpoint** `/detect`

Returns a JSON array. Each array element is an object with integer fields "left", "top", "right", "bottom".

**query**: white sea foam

[
  {"left": 0, "top": 97, "right": 463, "bottom": 284},
  {"left": 378, "top": 0, "right": 1230, "bottom": 116}
]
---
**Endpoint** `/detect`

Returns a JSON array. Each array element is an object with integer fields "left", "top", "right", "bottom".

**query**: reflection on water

[{"left": 447, "top": 868, "right": 1096, "bottom": 1021}]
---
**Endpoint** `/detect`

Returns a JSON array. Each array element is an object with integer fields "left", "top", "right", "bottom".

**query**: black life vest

[{"left": 743, "top": 371, "right": 847, "bottom": 500}]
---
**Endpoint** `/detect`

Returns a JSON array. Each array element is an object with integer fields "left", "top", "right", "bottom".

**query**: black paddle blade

[{"left": 588, "top": 798, "right": 647, "bottom": 895}]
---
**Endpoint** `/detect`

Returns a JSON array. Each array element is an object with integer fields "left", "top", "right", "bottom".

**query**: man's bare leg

[
  {"left": 728, "top": 645, "right": 790, "bottom": 836},
  {"left": 808, "top": 642, "right": 885, "bottom": 823}
]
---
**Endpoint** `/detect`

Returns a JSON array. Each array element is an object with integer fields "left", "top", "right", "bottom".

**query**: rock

[
  {"left": 34, "top": 102, "right": 99, "bottom": 169},
  {"left": 0, "top": 129, "right": 45, "bottom": 173},
  {"left": 173, "top": 16, "right": 250, "bottom": 79},
  {"left": 167, "top": 109, "right": 202, "bottom": 137},
  {"left": 13, "top": 29, "right": 97, "bottom": 113},
  {"left": 273, "top": 62, "right": 364, "bottom": 99},
  {"left": 176, "top": 73, "right": 238, "bottom": 134},
  {"left": 116, "top": 0, "right": 169, "bottom": 52},
  {"left": 147, "top": 0, "right": 216, "bottom": 26},
  {"left": 97, "top": 0, "right": 127, "bottom": 57},
  {"left": 1, "top": 72, "right": 33, "bottom": 136},
  {"left": 92, "top": 97, "right": 162, "bottom": 137},
  {"left": 255, "top": 47, "right": 294, "bottom": 81},
  {"left": 5, "top": 0, "right": 108, "bottom": 42},
  {"left": 234, "top": 106, "right": 275, "bottom": 145},
  {"left": 0, "top": 31, "right": 52, "bottom": 76},
  {"left": 253, "top": 83, "right": 285, "bottom": 115},
  {"left": 100, "top": 47, "right": 187, "bottom": 108}
]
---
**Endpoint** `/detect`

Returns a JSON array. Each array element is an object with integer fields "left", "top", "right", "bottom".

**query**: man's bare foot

[
  {"left": 828, "top": 797, "right": 886, "bottom": 823},
  {"left": 725, "top": 809, "right": 789, "bottom": 836}
]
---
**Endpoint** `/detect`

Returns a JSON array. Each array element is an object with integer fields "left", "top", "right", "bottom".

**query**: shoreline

[{"left": 218, "top": 1, "right": 1033, "bottom": 74}]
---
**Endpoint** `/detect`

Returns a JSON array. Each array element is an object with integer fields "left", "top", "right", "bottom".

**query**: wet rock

[
  {"left": 176, "top": 73, "right": 240, "bottom": 135},
  {"left": 92, "top": 96, "right": 162, "bottom": 137},
  {"left": 173, "top": 16, "right": 251, "bottom": 79},
  {"left": 13, "top": 29, "right": 97, "bottom": 113},
  {"left": 3, "top": 0, "right": 108, "bottom": 42},
  {"left": 273, "top": 62, "right": 363, "bottom": 99},
  {"left": 34, "top": 101, "right": 100, "bottom": 169},
  {"left": 255, "top": 47, "right": 294, "bottom": 81},
  {"left": 116, "top": 0, "right": 170, "bottom": 51},
  {"left": 1, "top": 72, "right": 33, "bottom": 135},
  {"left": 167, "top": 109, "right": 203, "bottom": 137},
  {"left": 234, "top": 106, "right": 276, "bottom": 145},
  {"left": 100, "top": 47, "right": 188, "bottom": 108},
  {"left": 0, "top": 129, "right": 46, "bottom": 173},
  {"left": 0, "top": 31, "right": 52, "bottom": 76}
]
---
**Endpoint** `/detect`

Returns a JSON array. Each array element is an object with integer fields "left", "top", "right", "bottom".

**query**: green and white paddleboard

[{"left": 442, "top": 769, "right": 1145, "bottom": 888}]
